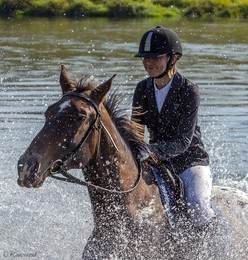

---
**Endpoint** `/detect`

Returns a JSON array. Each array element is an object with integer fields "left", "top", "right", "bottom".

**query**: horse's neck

[
  {"left": 86, "top": 115, "right": 139, "bottom": 223},
  {"left": 86, "top": 123, "right": 166, "bottom": 228},
  {"left": 85, "top": 112, "right": 167, "bottom": 230},
  {"left": 90, "top": 117, "right": 138, "bottom": 190}
]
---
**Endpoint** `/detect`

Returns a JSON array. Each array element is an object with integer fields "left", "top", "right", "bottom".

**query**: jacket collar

[{"left": 146, "top": 72, "right": 183, "bottom": 115}]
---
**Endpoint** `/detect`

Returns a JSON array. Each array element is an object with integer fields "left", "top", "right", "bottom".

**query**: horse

[{"left": 18, "top": 65, "right": 248, "bottom": 259}]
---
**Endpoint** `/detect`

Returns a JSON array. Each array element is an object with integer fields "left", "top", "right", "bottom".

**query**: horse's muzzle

[{"left": 17, "top": 156, "right": 44, "bottom": 188}]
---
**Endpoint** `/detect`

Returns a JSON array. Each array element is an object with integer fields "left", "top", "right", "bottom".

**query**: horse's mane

[
  {"left": 104, "top": 92, "right": 144, "bottom": 147},
  {"left": 75, "top": 76, "right": 144, "bottom": 148}
]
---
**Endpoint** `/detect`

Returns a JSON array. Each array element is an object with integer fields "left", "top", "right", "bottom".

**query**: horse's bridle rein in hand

[{"left": 47, "top": 93, "right": 142, "bottom": 194}]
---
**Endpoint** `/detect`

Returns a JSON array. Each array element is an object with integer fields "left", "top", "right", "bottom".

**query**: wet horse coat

[{"left": 18, "top": 65, "right": 248, "bottom": 259}]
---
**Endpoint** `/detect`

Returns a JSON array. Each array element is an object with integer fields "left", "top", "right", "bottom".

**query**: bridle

[{"left": 47, "top": 92, "right": 142, "bottom": 194}]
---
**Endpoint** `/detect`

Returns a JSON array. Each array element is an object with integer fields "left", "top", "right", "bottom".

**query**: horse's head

[{"left": 18, "top": 65, "right": 115, "bottom": 188}]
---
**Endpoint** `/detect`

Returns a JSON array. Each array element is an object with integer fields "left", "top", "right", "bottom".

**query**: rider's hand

[{"left": 136, "top": 144, "right": 154, "bottom": 162}]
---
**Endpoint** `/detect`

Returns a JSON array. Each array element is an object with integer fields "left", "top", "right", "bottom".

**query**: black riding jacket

[{"left": 132, "top": 72, "right": 209, "bottom": 175}]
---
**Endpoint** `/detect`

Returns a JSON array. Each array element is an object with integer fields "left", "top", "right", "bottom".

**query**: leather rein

[{"left": 49, "top": 93, "right": 142, "bottom": 194}]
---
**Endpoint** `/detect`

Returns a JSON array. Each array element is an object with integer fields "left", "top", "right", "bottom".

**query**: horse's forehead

[
  {"left": 57, "top": 98, "right": 94, "bottom": 114},
  {"left": 58, "top": 100, "right": 71, "bottom": 113}
]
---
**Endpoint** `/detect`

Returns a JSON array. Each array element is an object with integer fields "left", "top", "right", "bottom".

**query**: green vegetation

[{"left": 0, "top": 0, "right": 248, "bottom": 19}]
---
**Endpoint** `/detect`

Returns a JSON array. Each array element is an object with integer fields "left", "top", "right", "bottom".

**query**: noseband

[{"left": 49, "top": 93, "right": 142, "bottom": 194}]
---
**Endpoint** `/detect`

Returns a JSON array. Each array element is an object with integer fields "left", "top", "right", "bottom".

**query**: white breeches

[{"left": 179, "top": 165, "right": 215, "bottom": 227}]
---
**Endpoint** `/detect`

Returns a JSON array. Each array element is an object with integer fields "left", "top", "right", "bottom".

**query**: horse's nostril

[
  {"left": 17, "top": 157, "right": 41, "bottom": 185},
  {"left": 18, "top": 163, "right": 24, "bottom": 168},
  {"left": 17, "top": 178, "right": 25, "bottom": 187}
]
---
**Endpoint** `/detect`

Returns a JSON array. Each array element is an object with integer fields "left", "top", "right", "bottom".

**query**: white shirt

[{"left": 154, "top": 77, "right": 173, "bottom": 113}]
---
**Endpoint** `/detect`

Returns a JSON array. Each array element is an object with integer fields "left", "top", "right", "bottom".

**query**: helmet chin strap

[
  {"left": 154, "top": 55, "right": 175, "bottom": 79},
  {"left": 154, "top": 70, "right": 168, "bottom": 79}
]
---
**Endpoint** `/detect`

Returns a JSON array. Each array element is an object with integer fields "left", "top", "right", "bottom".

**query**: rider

[{"left": 132, "top": 26, "right": 215, "bottom": 228}]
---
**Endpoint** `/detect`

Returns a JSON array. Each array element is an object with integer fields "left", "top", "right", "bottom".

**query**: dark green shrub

[
  {"left": 0, "top": 0, "right": 31, "bottom": 16},
  {"left": 107, "top": 0, "right": 147, "bottom": 17},
  {"left": 25, "top": 0, "right": 68, "bottom": 17},
  {"left": 106, "top": 0, "right": 178, "bottom": 18},
  {"left": 65, "top": 0, "right": 107, "bottom": 17}
]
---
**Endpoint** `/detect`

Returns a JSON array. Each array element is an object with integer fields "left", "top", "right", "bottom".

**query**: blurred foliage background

[{"left": 0, "top": 0, "right": 248, "bottom": 18}]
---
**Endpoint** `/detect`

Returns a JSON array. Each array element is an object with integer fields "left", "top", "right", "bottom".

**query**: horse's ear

[
  {"left": 91, "top": 74, "right": 116, "bottom": 104},
  {"left": 60, "top": 64, "right": 76, "bottom": 94}
]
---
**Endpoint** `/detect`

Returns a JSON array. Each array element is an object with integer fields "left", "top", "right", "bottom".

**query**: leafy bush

[
  {"left": 106, "top": 0, "right": 178, "bottom": 18},
  {"left": 0, "top": 0, "right": 31, "bottom": 15},
  {"left": 181, "top": 0, "right": 233, "bottom": 18},
  {"left": 24, "top": 0, "right": 69, "bottom": 16},
  {"left": 65, "top": 0, "right": 107, "bottom": 17},
  {"left": 0, "top": 0, "right": 248, "bottom": 18},
  {"left": 233, "top": 2, "right": 248, "bottom": 18}
]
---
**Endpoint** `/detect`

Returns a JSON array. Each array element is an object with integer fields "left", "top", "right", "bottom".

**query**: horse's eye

[{"left": 78, "top": 115, "right": 86, "bottom": 122}]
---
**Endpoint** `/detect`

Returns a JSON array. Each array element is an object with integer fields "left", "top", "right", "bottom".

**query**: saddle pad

[{"left": 151, "top": 167, "right": 178, "bottom": 228}]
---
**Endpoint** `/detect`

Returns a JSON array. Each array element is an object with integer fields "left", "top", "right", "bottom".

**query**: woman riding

[{"left": 132, "top": 26, "right": 215, "bottom": 228}]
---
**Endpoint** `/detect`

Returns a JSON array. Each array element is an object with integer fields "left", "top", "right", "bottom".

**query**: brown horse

[{"left": 18, "top": 65, "right": 248, "bottom": 259}]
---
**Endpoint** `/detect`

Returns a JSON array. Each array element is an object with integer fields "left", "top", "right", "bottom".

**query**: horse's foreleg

[
  {"left": 82, "top": 230, "right": 104, "bottom": 260},
  {"left": 82, "top": 229, "right": 124, "bottom": 260},
  {"left": 82, "top": 227, "right": 137, "bottom": 260}
]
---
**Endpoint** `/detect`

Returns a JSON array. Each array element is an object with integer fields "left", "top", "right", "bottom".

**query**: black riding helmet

[
  {"left": 135, "top": 26, "right": 182, "bottom": 78},
  {"left": 134, "top": 26, "right": 182, "bottom": 58}
]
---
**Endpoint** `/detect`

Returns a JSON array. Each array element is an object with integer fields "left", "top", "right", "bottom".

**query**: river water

[{"left": 0, "top": 17, "right": 247, "bottom": 259}]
